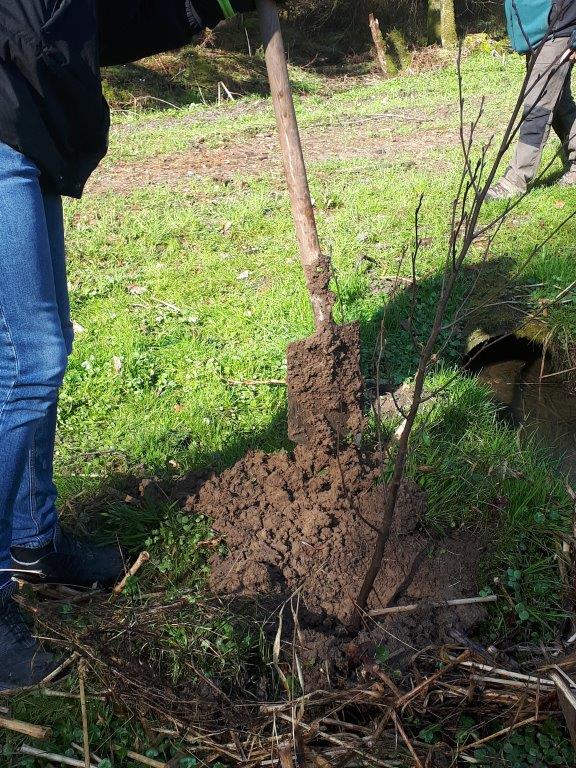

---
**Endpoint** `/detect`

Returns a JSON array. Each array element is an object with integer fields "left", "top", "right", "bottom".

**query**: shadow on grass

[
  {"left": 101, "top": 5, "right": 508, "bottom": 113},
  {"left": 59, "top": 254, "right": 532, "bottom": 547},
  {"left": 58, "top": 403, "right": 291, "bottom": 546},
  {"left": 102, "top": 50, "right": 271, "bottom": 110},
  {"left": 357, "top": 256, "right": 527, "bottom": 388},
  {"left": 102, "top": 18, "right": 328, "bottom": 111}
]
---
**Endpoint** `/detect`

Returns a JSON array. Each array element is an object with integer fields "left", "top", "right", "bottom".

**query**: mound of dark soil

[
  {"left": 186, "top": 440, "right": 486, "bottom": 686},
  {"left": 180, "top": 320, "right": 486, "bottom": 687}
]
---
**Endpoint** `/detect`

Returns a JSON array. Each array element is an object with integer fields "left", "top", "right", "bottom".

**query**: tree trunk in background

[
  {"left": 428, "top": 0, "right": 458, "bottom": 47},
  {"left": 440, "top": 0, "right": 458, "bottom": 47},
  {"left": 428, "top": 0, "right": 441, "bottom": 44},
  {"left": 369, "top": 13, "right": 389, "bottom": 76}
]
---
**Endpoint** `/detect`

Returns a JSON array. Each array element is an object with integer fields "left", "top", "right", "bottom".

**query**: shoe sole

[{"left": 0, "top": 656, "right": 74, "bottom": 693}]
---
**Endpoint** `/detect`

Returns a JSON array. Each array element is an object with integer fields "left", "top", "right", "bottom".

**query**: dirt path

[{"left": 87, "top": 111, "right": 460, "bottom": 195}]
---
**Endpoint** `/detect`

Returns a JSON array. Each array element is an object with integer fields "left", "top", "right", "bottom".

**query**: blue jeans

[{"left": 0, "top": 142, "right": 72, "bottom": 593}]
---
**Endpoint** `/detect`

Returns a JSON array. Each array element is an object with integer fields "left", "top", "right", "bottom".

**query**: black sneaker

[
  {"left": 10, "top": 529, "right": 126, "bottom": 589},
  {"left": 0, "top": 594, "right": 62, "bottom": 691}
]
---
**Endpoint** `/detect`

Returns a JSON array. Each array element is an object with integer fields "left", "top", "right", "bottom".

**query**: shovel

[{"left": 257, "top": 0, "right": 364, "bottom": 448}]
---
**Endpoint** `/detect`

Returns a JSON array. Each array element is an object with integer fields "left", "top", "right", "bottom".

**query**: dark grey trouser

[{"left": 504, "top": 36, "right": 576, "bottom": 191}]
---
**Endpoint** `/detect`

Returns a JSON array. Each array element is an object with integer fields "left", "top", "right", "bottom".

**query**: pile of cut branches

[{"left": 18, "top": 588, "right": 576, "bottom": 767}]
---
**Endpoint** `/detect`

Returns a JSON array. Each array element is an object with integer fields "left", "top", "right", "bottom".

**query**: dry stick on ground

[
  {"left": 20, "top": 744, "right": 98, "bottom": 768},
  {"left": 368, "top": 594, "right": 498, "bottom": 617},
  {"left": 226, "top": 378, "right": 286, "bottom": 387},
  {"left": 352, "top": 36, "right": 573, "bottom": 624},
  {"left": 391, "top": 710, "right": 424, "bottom": 768},
  {"left": 0, "top": 716, "right": 51, "bottom": 740},
  {"left": 458, "top": 660, "right": 555, "bottom": 688},
  {"left": 113, "top": 551, "right": 150, "bottom": 595},
  {"left": 116, "top": 748, "right": 169, "bottom": 768},
  {"left": 551, "top": 670, "right": 576, "bottom": 748},
  {"left": 460, "top": 715, "right": 548, "bottom": 753},
  {"left": 71, "top": 743, "right": 104, "bottom": 766},
  {"left": 396, "top": 650, "right": 471, "bottom": 710},
  {"left": 78, "top": 662, "right": 90, "bottom": 768}
]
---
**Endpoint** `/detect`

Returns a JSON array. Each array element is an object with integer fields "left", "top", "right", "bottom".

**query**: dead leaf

[
  {"left": 73, "top": 321, "right": 86, "bottom": 335},
  {"left": 554, "top": 200, "right": 567, "bottom": 209},
  {"left": 128, "top": 285, "right": 147, "bottom": 295},
  {"left": 221, "top": 221, "right": 233, "bottom": 235},
  {"left": 237, "top": 270, "right": 251, "bottom": 281},
  {"left": 113, "top": 356, "right": 123, "bottom": 374}
]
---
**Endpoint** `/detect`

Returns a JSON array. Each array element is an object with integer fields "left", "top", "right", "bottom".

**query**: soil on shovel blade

[
  {"left": 287, "top": 322, "right": 365, "bottom": 446},
  {"left": 184, "top": 336, "right": 487, "bottom": 689}
]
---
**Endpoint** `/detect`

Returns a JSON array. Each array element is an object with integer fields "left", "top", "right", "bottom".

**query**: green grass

[
  {"left": 101, "top": 48, "right": 526, "bottom": 164},
  {"left": 7, "top": 44, "right": 576, "bottom": 765},
  {"left": 385, "top": 372, "right": 573, "bottom": 635}
]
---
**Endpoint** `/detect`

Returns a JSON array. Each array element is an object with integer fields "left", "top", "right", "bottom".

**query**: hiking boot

[
  {"left": 0, "top": 593, "right": 62, "bottom": 691},
  {"left": 10, "top": 529, "right": 126, "bottom": 589},
  {"left": 485, "top": 177, "right": 525, "bottom": 200},
  {"left": 558, "top": 167, "right": 576, "bottom": 187}
]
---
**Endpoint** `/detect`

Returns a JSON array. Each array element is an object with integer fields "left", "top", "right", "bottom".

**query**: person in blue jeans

[{"left": 0, "top": 0, "right": 265, "bottom": 689}]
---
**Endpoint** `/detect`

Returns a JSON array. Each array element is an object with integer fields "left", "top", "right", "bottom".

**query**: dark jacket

[
  {"left": 506, "top": 0, "right": 576, "bottom": 53},
  {"left": 0, "top": 0, "right": 227, "bottom": 197}
]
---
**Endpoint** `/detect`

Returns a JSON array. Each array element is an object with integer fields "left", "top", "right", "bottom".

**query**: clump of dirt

[
  {"left": 287, "top": 322, "right": 364, "bottom": 446},
  {"left": 187, "top": 439, "right": 486, "bottom": 686},
  {"left": 182, "top": 316, "right": 485, "bottom": 687}
]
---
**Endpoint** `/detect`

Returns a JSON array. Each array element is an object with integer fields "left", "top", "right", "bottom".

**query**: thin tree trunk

[
  {"left": 428, "top": 0, "right": 458, "bottom": 47},
  {"left": 441, "top": 0, "right": 458, "bottom": 47},
  {"left": 428, "top": 0, "right": 441, "bottom": 45},
  {"left": 369, "top": 14, "right": 388, "bottom": 76}
]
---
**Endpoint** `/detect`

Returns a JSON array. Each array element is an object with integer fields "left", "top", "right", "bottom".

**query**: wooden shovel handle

[{"left": 257, "top": 0, "right": 332, "bottom": 328}]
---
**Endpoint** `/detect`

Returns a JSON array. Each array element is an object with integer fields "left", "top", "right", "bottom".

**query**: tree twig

[
  {"left": 369, "top": 594, "right": 497, "bottom": 617},
  {"left": 113, "top": 551, "right": 150, "bottom": 595},
  {"left": 78, "top": 662, "right": 90, "bottom": 768},
  {"left": 0, "top": 716, "right": 51, "bottom": 740},
  {"left": 459, "top": 715, "right": 547, "bottom": 752}
]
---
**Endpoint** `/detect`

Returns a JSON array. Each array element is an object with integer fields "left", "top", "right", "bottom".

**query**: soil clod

[{"left": 189, "top": 437, "right": 486, "bottom": 686}]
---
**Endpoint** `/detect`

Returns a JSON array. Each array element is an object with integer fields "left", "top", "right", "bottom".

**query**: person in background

[
  {"left": 0, "top": 0, "right": 272, "bottom": 690},
  {"left": 487, "top": 0, "right": 576, "bottom": 199}
]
